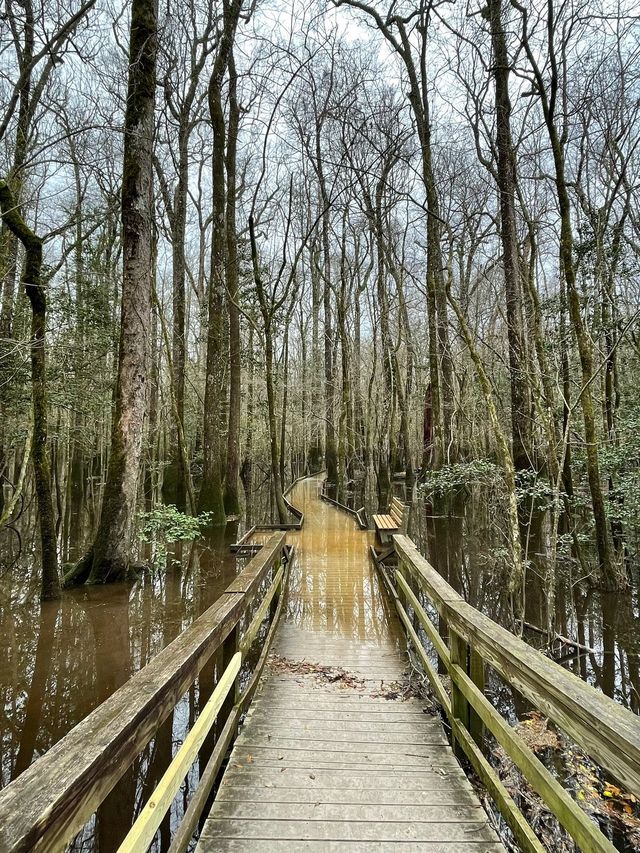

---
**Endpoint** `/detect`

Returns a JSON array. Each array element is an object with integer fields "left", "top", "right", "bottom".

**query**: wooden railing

[
  {"left": 0, "top": 532, "right": 292, "bottom": 853},
  {"left": 231, "top": 473, "right": 317, "bottom": 553},
  {"left": 380, "top": 534, "right": 640, "bottom": 853},
  {"left": 319, "top": 479, "right": 368, "bottom": 529}
]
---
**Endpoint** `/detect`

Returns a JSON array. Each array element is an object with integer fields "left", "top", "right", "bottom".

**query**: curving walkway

[{"left": 197, "top": 477, "right": 503, "bottom": 851}]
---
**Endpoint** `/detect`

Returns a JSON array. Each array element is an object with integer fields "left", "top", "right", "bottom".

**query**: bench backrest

[{"left": 390, "top": 497, "right": 407, "bottom": 529}]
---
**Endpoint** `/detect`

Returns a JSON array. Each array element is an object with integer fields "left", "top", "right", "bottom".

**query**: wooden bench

[{"left": 372, "top": 496, "right": 408, "bottom": 544}]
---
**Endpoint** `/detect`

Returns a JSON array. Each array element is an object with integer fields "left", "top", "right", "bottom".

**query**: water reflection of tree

[
  {"left": 12, "top": 599, "right": 59, "bottom": 778},
  {"left": 82, "top": 585, "right": 134, "bottom": 851}
]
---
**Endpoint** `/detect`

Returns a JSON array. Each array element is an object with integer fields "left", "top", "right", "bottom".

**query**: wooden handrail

[
  {"left": 319, "top": 480, "right": 368, "bottom": 529},
  {"left": 0, "top": 532, "right": 289, "bottom": 853},
  {"left": 389, "top": 534, "right": 640, "bottom": 852}
]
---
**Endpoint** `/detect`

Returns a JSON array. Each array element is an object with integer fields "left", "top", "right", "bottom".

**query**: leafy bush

[
  {"left": 419, "top": 460, "right": 501, "bottom": 495},
  {"left": 137, "top": 505, "right": 213, "bottom": 568}
]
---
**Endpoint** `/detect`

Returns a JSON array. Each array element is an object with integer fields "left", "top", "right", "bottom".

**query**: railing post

[
  {"left": 469, "top": 648, "right": 485, "bottom": 748},
  {"left": 220, "top": 622, "right": 240, "bottom": 732},
  {"left": 270, "top": 554, "right": 282, "bottom": 624},
  {"left": 449, "top": 628, "right": 469, "bottom": 760},
  {"left": 396, "top": 558, "right": 409, "bottom": 619}
]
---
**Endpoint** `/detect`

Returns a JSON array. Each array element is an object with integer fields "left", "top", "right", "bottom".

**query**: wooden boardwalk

[{"left": 197, "top": 478, "right": 503, "bottom": 851}]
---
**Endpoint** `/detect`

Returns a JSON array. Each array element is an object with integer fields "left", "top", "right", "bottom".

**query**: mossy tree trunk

[
  {"left": 0, "top": 180, "right": 60, "bottom": 599},
  {"left": 67, "top": 0, "right": 157, "bottom": 584},
  {"left": 486, "top": 0, "right": 531, "bottom": 472},
  {"left": 511, "top": 0, "right": 617, "bottom": 588},
  {"left": 248, "top": 214, "right": 289, "bottom": 524},
  {"left": 200, "top": 0, "right": 242, "bottom": 523},
  {"left": 224, "top": 48, "right": 242, "bottom": 517}
]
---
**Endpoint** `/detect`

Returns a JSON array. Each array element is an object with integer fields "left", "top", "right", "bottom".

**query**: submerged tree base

[{"left": 63, "top": 550, "right": 141, "bottom": 587}]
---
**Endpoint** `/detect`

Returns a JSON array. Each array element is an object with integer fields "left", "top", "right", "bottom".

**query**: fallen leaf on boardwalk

[{"left": 268, "top": 655, "right": 366, "bottom": 689}]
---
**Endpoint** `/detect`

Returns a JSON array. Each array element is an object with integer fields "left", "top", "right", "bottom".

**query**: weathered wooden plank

[
  {"left": 225, "top": 532, "right": 284, "bottom": 596},
  {"left": 236, "top": 731, "right": 449, "bottom": 748},
  {"left": 392, "top": 593, "right": 451, "bottom": 718},
  {"left": 231, "top": 744, "right": 458, "bottom": 767},
  {"left": 199, "top": 841, "right": 505, "bottom": 853},
  {"left": 449, "top": 661, "right": 616, "bottom": 853},
  {"left": 250, "top": 699, "right": 426, "bottom": 713},
  {"left": 246, "top": 710, "right": 432, "bottom": 724},
  {"left": 215, "top": 785, "right": 481, "bottom": 806},
  {"left": 228, "top": 757, "right": 460, "bottom": 773},
  {"left": 241, "top": 719, "right": 443, "bottom": 734},
  {"left": 217, "top": 767, "right": 475, "bottom": 790},
  {"left": 209, "top": 802, "right": 487, "bottom": 822},
  {"left": 394, "top": 533, "right": 640, "bottom": 798},
  {"left": 451, "top": 719, "right": 544, "bottom": 853},
  {"left": 238, "top": 564, "right": 283, "bottom": 654},
  {"left": 118, "top": 653, "right": 242, "bottom": 852},
  {"left": 168, "top": 701, "right": 242, "bottom": 853},
  {"left": 198, "top": 817, "right": 498, "bottom": 842}
]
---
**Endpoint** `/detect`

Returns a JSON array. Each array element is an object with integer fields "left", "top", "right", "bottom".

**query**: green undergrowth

[{"left": 137, "top": 505, "right": 213, "bottom": 568}]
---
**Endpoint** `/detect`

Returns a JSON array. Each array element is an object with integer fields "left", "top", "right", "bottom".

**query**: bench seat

[
  {"left": 372, "top": 513, "right": 400, "bottom": 531},
  {"left": 372, "top": 497, "right": 407, "bottom": 540}
]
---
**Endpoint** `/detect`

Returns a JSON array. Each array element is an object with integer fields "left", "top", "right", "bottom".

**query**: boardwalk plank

[
  {"left": 206, "top": 803, "right": 486, "bottom": 821},
  {"left": 216, "top": 786, "right": 481, "bottom": 806},
  {"left": 218, "top": 767, "right": 475, "bottom": 789},
  {"left": 199, "top": 818, "right": 497, "bottom": 842},
  {"left": 202, "top": 842, "right": 505, "bottom": 852}
]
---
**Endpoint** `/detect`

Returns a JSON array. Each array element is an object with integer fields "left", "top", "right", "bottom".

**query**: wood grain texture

[{"left": 196, "top": 670, "right": 502, "bottom": 851}]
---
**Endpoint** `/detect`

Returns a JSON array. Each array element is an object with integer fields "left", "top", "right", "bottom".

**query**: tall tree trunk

[
  {"left": 487, "top": 0, "right": 531, "bottom": 471},
  {"left": 307, "top": 242, "right": 323, "bottom": 470},
  {"left": 224, "top": 48, "right": 241, "bottom": 516},
  {"left": 512, "top": 2, "right": 616, "bottom": 586},
  {"left": 248, "top": 214, "right": 288, "bottom": 523},
  {"left": 162, "top": 134, "right": 188, "bottom": 511},
  {"left": 66, "top": 0, "right": 156, "bottom": 584},
  {"left": 0, "top": 182, "right": 60, "bottom": 599},
  {"left": 200, "top": 0, "right": 242, "bottom": 522}
]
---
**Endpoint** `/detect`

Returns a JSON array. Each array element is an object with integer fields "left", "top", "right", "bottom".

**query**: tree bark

[
  {"left": 200, "top": 0, "right": 242, "bottom": 522},
  {"left": 0, "top": 181, "right": 60, "bottom": 599},
  {"left": 67, "top": 0, "right": 157, "bottom": 584},
  {"left": 486, "top": 0, "right": 531, "bottom": 471},
  {"left": 224, "top": 48, "right": 241, "bottom": 516}
]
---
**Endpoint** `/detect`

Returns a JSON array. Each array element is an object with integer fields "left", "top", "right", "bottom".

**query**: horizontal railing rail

[
  {"left": 319, "top": 479, "right": 368, "bottom": 530},
  {"left": 230, "top": 472, "right": 321, "bottom": 548},
  {"left": 0, "top": 532, "right": 291, "bottom": 853},
  {"left": 380, "top": 534, "right": 640, "bottom": 853}
]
